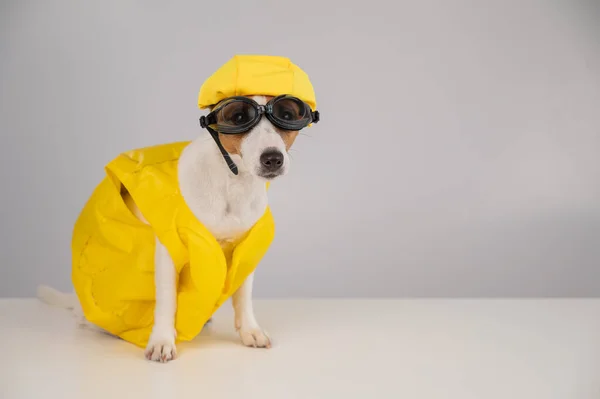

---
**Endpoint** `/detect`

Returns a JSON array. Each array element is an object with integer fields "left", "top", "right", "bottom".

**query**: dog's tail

[
  {"left": 36, "top": 285, "right": 77, "bottom": 310},
  {"left": 36, "top": 284, "right": 106, "bottom": 333}
]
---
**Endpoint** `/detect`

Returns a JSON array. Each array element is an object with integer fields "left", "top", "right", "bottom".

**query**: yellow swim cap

[{"left": 198, "top": 55, "right": 317, "bottom": 110}]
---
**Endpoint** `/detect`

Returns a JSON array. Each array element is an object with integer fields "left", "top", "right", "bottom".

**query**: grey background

[{"left": 1, "top": 0, "right": 599, "bottom": 298}]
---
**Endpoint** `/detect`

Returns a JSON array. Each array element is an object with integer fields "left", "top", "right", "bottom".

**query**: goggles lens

[
  {"left": 215, "top": 99, "right": 257, "bottom": 131},
  {"left": 271, "top": 97, "right": 308, "bottom": 124}
]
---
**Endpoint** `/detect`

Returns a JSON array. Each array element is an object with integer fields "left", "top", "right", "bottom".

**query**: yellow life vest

[{"left": 71, "top": 141, "right": 275, "bottom": 348}]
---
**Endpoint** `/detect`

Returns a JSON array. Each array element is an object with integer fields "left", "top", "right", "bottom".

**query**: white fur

[
  {"left": 232, "top": 272, "right": 271, "bottom": 348},
  {"left": 38, "top": 96, "right": 287, "bottom": 362},
  {"left": 144, "top": 236, "right": 178, "bottom": 361}
]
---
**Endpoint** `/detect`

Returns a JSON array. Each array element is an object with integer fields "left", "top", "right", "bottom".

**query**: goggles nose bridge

[{"left": 256, "top": 103, "right": 272, "bottom": 116}]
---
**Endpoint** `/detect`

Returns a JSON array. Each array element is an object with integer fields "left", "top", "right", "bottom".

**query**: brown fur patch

[
  {"left": 218, "top": 132, "right": 246, "bottom": 155},
  {"left": 275, "top": 128, "right": 300, "bottom": 151}
]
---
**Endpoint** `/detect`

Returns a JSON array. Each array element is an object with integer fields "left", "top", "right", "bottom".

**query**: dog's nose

[{"left": 260, "top": 150, "right": 284, "bottom": 172}]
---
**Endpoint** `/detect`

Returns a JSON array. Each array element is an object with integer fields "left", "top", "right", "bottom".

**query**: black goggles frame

[
  {"left": 199, "top": 95, "right": 320, "bottom": 175},
  {"left": 199, "top": 95, "right": 319, "bottom": 134}
]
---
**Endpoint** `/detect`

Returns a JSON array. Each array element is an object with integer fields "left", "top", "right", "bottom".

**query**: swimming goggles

[{"left": 199, "top": 95, "right": 320, "bottom": 174}]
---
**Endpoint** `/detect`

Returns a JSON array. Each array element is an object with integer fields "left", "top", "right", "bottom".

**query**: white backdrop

[{"left": 1, "top": 0, "right": 599, "bottom": 297}]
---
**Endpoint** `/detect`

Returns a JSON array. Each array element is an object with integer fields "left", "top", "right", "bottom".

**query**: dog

[{"left": 38, "top": 94, "right": 303, "bottom": 362}]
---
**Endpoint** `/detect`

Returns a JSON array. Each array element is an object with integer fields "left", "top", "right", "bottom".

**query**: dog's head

[
  {"left": 197, "top": 56, "right": 318, "bottom": 178},
  {"left": 209, "top": 95, "right": 304, "bottom": 180}
]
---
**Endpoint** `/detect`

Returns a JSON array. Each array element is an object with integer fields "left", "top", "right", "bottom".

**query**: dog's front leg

[
  {"left": 144, "top": 237, "right": 178, "bottom": 362},
  {"left": 232, "top": 272, "right": 271, "bottom": 348}
]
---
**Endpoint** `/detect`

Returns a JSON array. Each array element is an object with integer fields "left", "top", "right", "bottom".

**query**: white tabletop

[{"left": 1, "top": 298, "right": 599, "bottom": 399}]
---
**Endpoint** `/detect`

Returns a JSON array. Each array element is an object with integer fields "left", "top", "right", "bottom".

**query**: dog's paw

[
  {"left": 144, "top": 329, "right": 177, "bottom": 363},
  {"left": 238, "top": 327, "right": 272, "bottom": 348}
]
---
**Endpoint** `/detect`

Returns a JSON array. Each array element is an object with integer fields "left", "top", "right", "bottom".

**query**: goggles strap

[{"left": 206, "top": 125, "right": 239, "bottom": 175}]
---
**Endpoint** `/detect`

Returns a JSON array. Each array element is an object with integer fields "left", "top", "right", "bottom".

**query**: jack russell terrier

[{"left": 37, "top": 55, "right": 320, "bottom": 363}]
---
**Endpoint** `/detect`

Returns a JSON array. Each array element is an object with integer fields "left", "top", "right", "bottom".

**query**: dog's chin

[
  {"left": 256, "top": 171, "right": 284, "bottom": 181},
  {"left": 253, "top": 164, "right": 288, "bottom": 181}
]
